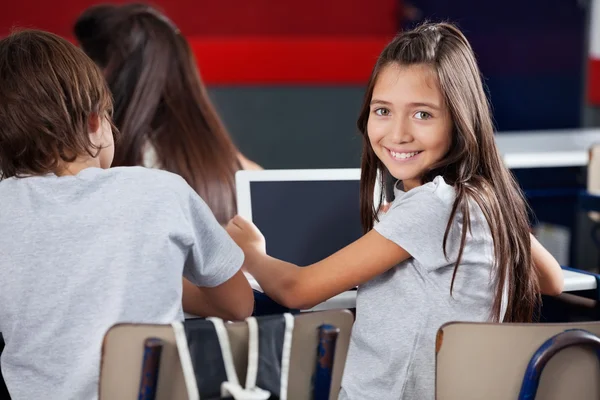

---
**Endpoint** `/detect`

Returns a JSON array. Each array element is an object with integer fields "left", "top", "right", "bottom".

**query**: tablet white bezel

[{"left": 236, "top": 168, "right": 369, "bottom": 221}]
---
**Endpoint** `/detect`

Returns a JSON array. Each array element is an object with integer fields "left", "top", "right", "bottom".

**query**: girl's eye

[
  {"left": 374, "top": 108, "right": 390, "bottom": 116},
  {"left": 414, "top": 111, "right": 432, "bottom": 120}
]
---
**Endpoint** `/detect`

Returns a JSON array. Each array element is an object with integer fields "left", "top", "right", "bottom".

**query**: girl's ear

[{"left": 88, "top": 113, "right": 101, "bottom": 135}]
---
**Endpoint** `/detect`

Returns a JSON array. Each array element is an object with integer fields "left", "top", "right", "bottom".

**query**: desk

[
  {"left": 246, "top": 269, "right": 598, "bottom": 313},
  {"left": 562, "top": 269, "right": 598, "bottom": 292},
  {"left": 496, "top": 128, "right": 600, "bottom": 268},
  {"left": 497, "top": 128, "right": 600, "bottom": 169}
]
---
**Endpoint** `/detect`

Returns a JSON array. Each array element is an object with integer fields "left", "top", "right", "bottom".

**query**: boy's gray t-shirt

[
  {"left": 340, "top": 176, "right": 502, "bottom": 400},
  {"left": 0, "top": 167, "right": 244, "bottom": 400}
]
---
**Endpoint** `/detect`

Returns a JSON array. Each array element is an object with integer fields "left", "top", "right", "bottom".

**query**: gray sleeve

[
  {"left": 182, "top": 188, "right": 244, "bottom": 287},
  {"left": 374, "top": 188, "right": 456, "bottom": 271}
]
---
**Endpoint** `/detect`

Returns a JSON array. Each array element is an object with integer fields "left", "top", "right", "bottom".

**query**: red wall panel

[
  {"left": 191, "top": 37, "right": 391, "bottom": 85},
  {"left": 0, "top": 0, "right": 398, "bottom": 37},
  {"left": 0, "top": 0, "right": 397, "bottom": 84}
]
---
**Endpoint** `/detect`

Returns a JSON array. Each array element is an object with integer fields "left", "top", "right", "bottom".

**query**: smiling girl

[{"left": 226, "top": 22, "right": 564, "bottom": 399}]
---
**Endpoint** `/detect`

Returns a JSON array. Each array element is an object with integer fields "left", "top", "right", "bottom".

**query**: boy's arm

[
  {"left": 182, "top": 276, "right": 253, "bottom": 321},
  {"left": 179, "top": 179, "right": 254, "bottom": 320},
  {"left": 530, "top": 233, "right": 564, "bottom": 296}
]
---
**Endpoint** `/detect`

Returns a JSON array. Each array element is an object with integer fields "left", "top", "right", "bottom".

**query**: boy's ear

[{"left": 88, "top": 113, "right": 101, "bottom": 135}]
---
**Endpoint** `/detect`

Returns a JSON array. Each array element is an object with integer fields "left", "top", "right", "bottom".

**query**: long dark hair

[
  {"left": 74, "top": 4, "right": 241, "bottom": 224},
  {"left": 358, "top": 22, "right": 539, "bottom": 323}
]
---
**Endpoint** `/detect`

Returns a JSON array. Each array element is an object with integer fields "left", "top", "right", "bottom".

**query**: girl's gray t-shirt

[
  {"left": 0, "top": 166, "right": 244, "bottom": 400},
  {"left": 340, "top": 176, "right": 502, "bottom": 400}
]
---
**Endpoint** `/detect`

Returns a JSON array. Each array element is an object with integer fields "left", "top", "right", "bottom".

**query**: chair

[
  {"left": 436, "top": 321, "right": 600, "bottom": 400},
  {"left": 99, "top": 310, "right": 354, "bottom": 400}
]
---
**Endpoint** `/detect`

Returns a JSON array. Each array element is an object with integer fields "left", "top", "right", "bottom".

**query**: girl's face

[{"left": 367, "top": 63, "right": 453, "bottom": 191}]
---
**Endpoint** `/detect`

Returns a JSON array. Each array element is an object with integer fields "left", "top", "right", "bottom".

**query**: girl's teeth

[{"left": 391, "top": 151, "right": 419, "bottom": 159}]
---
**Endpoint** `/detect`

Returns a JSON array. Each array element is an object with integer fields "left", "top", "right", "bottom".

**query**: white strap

[
  {"left": 206, "top": 318, "right": 240, "bottom": 387},
  {"left": 221, "top": 382, "right": 271, "bottom": 400},
  {"left": 245, "top": 317, "right": 259, "bottom": 389},
  {"left": 208, "top": 318, "right": 272, "bottom": 400},
  {"left": 279, "top": 313, "right": 295, "bottom": 400},
  {"left": 171, "top": 322, "right": 200, "bottom": 400}
]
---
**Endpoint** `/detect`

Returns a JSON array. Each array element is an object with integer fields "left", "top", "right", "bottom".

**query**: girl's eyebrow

[
  {"left": 370, "top": 99, "right": 393, "bottom": 106},
  {"left": 370, "top": 99, "right": 441, "bottom": 110},
  {"left": 407, "top": 101, "right": 441, "bottom": 110}
]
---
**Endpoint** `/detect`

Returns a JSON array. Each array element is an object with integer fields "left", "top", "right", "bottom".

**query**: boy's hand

[{"left": 226, "top": 215, "right": 267, "bottom": 260}]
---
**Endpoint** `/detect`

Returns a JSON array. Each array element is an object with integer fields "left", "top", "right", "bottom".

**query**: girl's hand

[{"left": 226, "top": 215, "right": 267, "bottom": 260}]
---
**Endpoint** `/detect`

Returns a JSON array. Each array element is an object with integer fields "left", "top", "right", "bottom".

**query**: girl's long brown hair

[
  {"left": 74, "top": 4, "right": 241, "bottom": 224},
  {"left": 358, "top": 22, "right": 539, "bottom": 323}
]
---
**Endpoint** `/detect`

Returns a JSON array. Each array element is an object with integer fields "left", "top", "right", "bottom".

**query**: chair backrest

[
  {"left": 99, "top": 310, "right": 354, "bottom": 400},
  {"left": 436, "top": 321, "right": 600, "bottom": 400},
  {"left": 99, "top": 322, "right": 197, "bottom": 400},
  {"left": 225, "top": 309, "right": 354, "bottom": 399}
]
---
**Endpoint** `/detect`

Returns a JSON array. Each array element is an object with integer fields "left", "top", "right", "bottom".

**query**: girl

[
  {"left": 226, "top": 22, "right": 564, "bottom": 399},
  {"left": 74, "top": 4, "right": 261, "bottom": 226},
  {"left": 73, "top": 4, "right": 264, "bottom": 317}
]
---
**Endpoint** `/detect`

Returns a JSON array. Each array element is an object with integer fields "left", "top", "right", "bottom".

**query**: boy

[{"left": 0, "top": 30, "right": 253, "bottom": 399}]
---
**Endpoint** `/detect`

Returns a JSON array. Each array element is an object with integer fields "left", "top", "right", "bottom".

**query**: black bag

[{"left": 184, "top": 314, "right": 295, "bottom": 400}]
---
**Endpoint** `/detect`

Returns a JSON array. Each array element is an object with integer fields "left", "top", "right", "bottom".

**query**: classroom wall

[
  {"left": 0, "top": 0, "right": 590, "bottom": 171},
  {"left": 0, "top": 0, "right": 396, "bottom": 170},
  {"left": 210, "top": 87, "right": 365, "bottom": 169},
  {"left": 210, "top": 0, "right": 587, "bottom": 169}
]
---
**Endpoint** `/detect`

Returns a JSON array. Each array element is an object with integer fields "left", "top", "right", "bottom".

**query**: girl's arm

[
  {"left": 226, "top": 215, "right": 410, "bottom": 309},
  {"left": 530, "top": 233, "right": 564, "bottom": 296}
]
